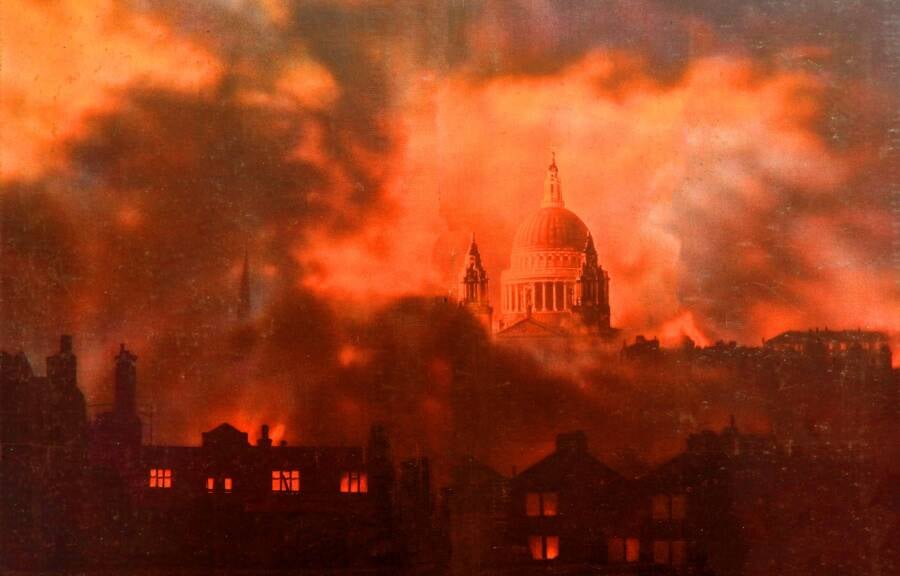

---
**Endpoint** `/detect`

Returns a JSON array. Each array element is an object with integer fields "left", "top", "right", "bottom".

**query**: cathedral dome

[{"left": 512, "top": 207, "right": 589, "bottom": 254}]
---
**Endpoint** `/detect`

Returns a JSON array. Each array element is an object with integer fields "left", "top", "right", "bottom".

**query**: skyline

[{"left": 2, "top": 0, "right": 898, "bottom": 461}]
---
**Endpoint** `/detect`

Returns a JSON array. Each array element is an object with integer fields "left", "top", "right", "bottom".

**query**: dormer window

[
  {"left": 149, "top": 468, "right": 172, "bottom": 488},
  {"left": 272, "top": 470, "right": 300, "bottom": 492},
  {"left": 340, "top": 471, "right": 368, "bottom": 493},
  {"left": 526, "top": 492, "right": 558, "bottom": 516}
]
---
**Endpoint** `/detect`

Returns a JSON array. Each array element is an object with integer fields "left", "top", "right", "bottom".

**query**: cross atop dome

[{"left": 542, "top": 152, "right": 564, "bottom": 208}]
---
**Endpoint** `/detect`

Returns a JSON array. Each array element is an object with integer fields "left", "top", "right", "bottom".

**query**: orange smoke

[
  {"left": 299, "top": 51, "right": 897, "bottom": 348},
  {"left": 1, "top": 0, "right": 221, "bottom": 181}
]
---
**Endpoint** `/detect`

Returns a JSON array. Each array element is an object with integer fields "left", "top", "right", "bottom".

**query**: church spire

[
  {"left": 237, "top": 249, "right": 251, "bottom": 320},
  {"left": 542, "top": 152, "right": 564, "bottom": 208}
]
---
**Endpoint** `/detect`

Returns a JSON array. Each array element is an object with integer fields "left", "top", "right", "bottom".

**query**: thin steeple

[
  {"left": 237, "top": 248, "right": 251, "bottom": 320},
  {"left": 542, "top": 152, "right": 564, "bottom": 208}
]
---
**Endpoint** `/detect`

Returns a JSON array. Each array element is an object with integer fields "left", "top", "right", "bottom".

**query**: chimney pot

[
  {"left": 60, "top": 335, "right": 73, "bottom": 354},
  {"left": 258, "top": 424, "right": 273, "bottom": 447}
]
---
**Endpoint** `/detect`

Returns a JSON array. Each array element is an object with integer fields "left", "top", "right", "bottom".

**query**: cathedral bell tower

[
  {"left": 458, "top": 235, "right": 493, "bottom": 332},
  {"left": 572, "top": 233, "right": 611, "bottom": 331}
]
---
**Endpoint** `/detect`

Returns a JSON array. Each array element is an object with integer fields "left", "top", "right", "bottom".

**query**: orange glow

[
  {"left": 224, "top": 477, "right": 232, "bottom": 493},
  {"left": 206, "top": 477, "right": 214, "bottom": 492},
  {"left": 340, "top": 471, "right": 368, "bottom": 493},
  {"left": 545, "top": 536, "right": 559, "bottom": 560},
  {"left": 296, "top": 51, "right": 896, "bottom": 352},
  {"left": 149, "top": 468, "right": 172, "bottom": 488},
  {"left": 626, "top": 538, "right": 640, "bottom": 562},
  {"left": 541, "top": 492, "right": 558, "bottom": 516},
  {"left": 338, "top": 344, "right": 370, "bottom": 368},
  {"left": 529, "top": 535, "right": 559, "bottom": 560},
  {"left": 116, "top": 206, "right": 143, "bottom": 230},
  {"left": 0, "top": 0, "right": 221, "bottom": 180},
  {"left": 271, "top": 470, "right": 300, "bottom": 492}
]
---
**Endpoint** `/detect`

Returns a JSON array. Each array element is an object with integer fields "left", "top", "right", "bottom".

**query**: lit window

[
  {"left": 528, "top": 535, "right": 559, "bottom": 560},
  {"left": 671, "top": 495, "right": 687, "bottom": 520},
  {"left": 525, "top": 492, "right": 558, "bottom": 516},
  {"left": 340, "top": 471, "right": 368, "bottom": 493},
  {"left": 206, "top": 477, "right": 215, "bottom": 492},
  {"left": 149, "top": 468, "right": 172, "bottom": 488},
  {"left": 224, "top": 477, "right": 232, "bottom": 493},
  {"left": 625, "top": 538, "right": 640, "bottom": 562},
  {"left": 271, "top": 470, "right": 300, "bottom": 492},
  {"left": 652, "top": 494, "right": 670, "bottom": 520},
  {"left": 671, "top": 540, "right": 687, "bottom": 565},
  {"left": 608, "top": 537, "right": 625, "bottom": 563},
  {"left": 653, "top": 540, "right": 670, "bottom": 564}
]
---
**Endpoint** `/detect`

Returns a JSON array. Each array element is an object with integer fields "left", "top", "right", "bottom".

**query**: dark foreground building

[{"left": 2, "top": 335, "right": 896, "bottom": 575}]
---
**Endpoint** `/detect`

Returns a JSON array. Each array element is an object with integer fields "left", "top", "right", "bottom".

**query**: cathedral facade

[{"left": 458, "top": 157, "right": 613, "bottom": 339}]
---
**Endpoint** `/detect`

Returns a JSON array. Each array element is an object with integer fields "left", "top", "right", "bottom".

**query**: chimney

[
  {"left": 258, "top": 424, "right": 272, "bottom": 448},
  {"left": 556, "top": 431, "right": 588, "bottom": 454},
  {"left": 114, "top": 344, "right": 138, "bottom": 416},
  {"left": 60, "top": 334, "right": 73, "bottom": 354}
]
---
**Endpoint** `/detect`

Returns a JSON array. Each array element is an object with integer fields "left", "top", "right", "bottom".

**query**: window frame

[
  {"left": 525, "top": 491, "right": 559, "bottom": 517},
  {"left": 528, "top": 535, "right": 560, "bottom": 560},
  {"left": 149, "top": 468, "right": 173, "bottom": 489},
  {"left": 340, "top": 471, "right": 368, "bottom": 493},
  {"left": 271, "top": 469, "right": 301, "bottom": 493}
]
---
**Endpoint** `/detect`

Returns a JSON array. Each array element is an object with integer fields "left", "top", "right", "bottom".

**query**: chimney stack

[{"left": 258, "top": 424, "right": 272, "bottom": 447}]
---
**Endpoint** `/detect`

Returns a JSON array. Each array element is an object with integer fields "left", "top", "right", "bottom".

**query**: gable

[
  {"left": 202, "top": 423, "right": 250, "bottom": 448},
  {"left": 496, "top": 317, "right": 565, "bottom": 338}
]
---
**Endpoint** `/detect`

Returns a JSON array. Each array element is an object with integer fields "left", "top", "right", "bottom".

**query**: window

[
  {"left": 671, "top": 540, "right": 687, "bottom": 565},
  {"left": 149, "top": 468, "right": 172, "bottom": 488},
  {"left": 207, "top": 476, "right": 233, "bottom": 493},
  {"left": 525, "top": 492, "right": 558, "bottom": 517},
  {"left": 625, "top": 538, "right": 640, "bottom": 562},
  {"left": 654, "top": 540, "right": 670, "bottom": 564},
  {"left": 608, "top": 537, "right": 625, "bottom": 563},
  {"left": 671, "top": 495, "right": 687, "bottom": 520},
  {"left": 340, "top": 471, "right": 368, "bottom": 493},
  {"left": 652, "top": 494, "right": 670, "bottom": 520},
  {"left": 528, "top": 535, "right": 559, "bottom": 560},
  {"left": 272, "top": 470, "right": 300, "bottom": 492}
]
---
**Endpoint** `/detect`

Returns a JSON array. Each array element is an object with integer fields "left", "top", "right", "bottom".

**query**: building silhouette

[{"left": 1, "top": 332, "right": 895, "bottom": 573}]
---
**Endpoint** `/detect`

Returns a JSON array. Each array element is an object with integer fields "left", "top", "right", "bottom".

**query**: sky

[{"left": 1, "top": 0, "right": 898, "bottom": 460}]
